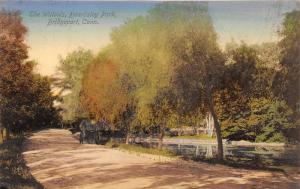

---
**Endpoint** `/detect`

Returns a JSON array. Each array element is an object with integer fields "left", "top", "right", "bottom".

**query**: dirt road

[{"left": 23, "top": 129, "right": 300, "bottom": 189}]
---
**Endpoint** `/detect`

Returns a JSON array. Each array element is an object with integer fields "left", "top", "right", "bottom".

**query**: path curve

[{"left": 23, "top": 129, "right": 300, "bottom": 189}]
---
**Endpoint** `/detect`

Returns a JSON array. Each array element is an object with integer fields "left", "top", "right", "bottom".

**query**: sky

[{"left": 1, "top": 1, "right": 299, "bottom": 76}]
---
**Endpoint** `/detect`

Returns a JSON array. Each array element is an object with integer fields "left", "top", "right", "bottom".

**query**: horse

[{"left": 79, "top": 119, "right": 110, "bottom": 144}]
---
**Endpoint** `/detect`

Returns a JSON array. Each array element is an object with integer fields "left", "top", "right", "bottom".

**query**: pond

[{"left": 135, "top": 140, "right": 300, "bottom": 173}]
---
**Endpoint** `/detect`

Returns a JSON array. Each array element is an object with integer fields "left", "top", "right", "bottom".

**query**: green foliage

[
  {"left": 221, "top": 97, "right": 292, "bottom": 142},
  {"left": 108, "top": 2, "right": 218, "bottom": 135},
  {"left": 57, "top": 48, "right": 93, "bottom": 121},
  {"left": 29, "top": 75, "right": 61, "bottom": 130},
  {"left": 219, "top": 42, "right": 295, "bottom": 142},
  {"left": 276, "top": 10, "right": 300, "bottom": 138},
  {"left": 109, "top": 2, "right": 226, "bottom": 157},
  {"left": 110, "top": 12, "right": 173, "bottom": 127},
  {"left": 270, "top": 10, "right": 300, "bottom": 141}
]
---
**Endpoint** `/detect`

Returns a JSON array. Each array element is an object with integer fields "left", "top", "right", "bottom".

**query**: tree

[
  {"left": 115, "top": 2, "right": 226, "bottom": 158},
  {"left": 274, "top": 10, "right": 300, "bottom": 140},
  {"left": 0, "top": 10, "right": 60, "bottom": 137},
  {"left": 220, "top": 96, "right": 292, "bottom": 142},
  {"left": 0, "top": 10, "right": 28, "bottom": 137},
  {"left": 29, "top": 75, "right": 61, "bottom": 130},
  {"left": 109, "top": 5, "right": 175, "bottom": 145},
  {"left": 81, "top": 53, "right": 136, "bottom": 144},
  {"left": 217, "top": 42, "right": 295, "bottom": 142},
  {"left": 109, "top": 3, "right": 226, "bottom": 157},
  {"left": 57, "top": 48, "right": 93, "bottom": 121},
  {"left": 170, "top": 22, "right": 226, "bottom": 160}
]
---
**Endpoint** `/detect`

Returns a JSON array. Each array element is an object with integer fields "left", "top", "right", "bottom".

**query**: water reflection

[{"left": 136, "top": 141, "right": 300, "bottom": 172}]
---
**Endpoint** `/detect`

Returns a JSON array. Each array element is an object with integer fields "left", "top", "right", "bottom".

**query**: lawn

[
  {"left": 105, "top": 140, "right": 176, "bottom": 158},
  {"left": 166, "top": 133, "right": 216, "bottom": 140}
]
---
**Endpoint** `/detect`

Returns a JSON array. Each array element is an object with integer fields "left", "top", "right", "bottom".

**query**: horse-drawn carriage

[{"left": 79, "top": 120, "right": 111, "bottom": 145}]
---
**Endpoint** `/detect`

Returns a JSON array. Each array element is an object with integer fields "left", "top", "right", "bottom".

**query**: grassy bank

[
  {"left": 166, "top": 134, "right": 215, "bottom": 140},
  {"left": 104, "top": 138, "right": 293, "bottom": 173},
  {"left": 105, "top": 141, "right": 176, "bottom": 158},
  {"left": 0, "top": 136, "right": 43, "bottom": 189}
]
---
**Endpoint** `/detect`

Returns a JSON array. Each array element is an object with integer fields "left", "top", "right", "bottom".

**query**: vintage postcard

[{"left": 0, "top": 1, "right": 299, "bottom": 188}]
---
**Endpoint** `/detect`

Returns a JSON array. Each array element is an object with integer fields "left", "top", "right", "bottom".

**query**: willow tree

[
  {"left": 170, "top": 18, "right": 225, "bottom": 160},
  {"left": 109, "top": 7, "right": 174, "bottom": 146},
  {"left": 143, "top": 2, "right": 226, "bottom": 159},
  {"left": 57, "top": 49, "right": 93, "bottom": 121},
  {"left": 81, "top": 53, "right": 136, "bottom": 143},
  {"left": 109, "top": 2, "right": 226, "bottom": 157}
]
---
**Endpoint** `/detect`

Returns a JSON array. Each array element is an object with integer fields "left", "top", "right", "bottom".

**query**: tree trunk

[
  {"left": 205, "top": 113, "right": 214, "bottom": 137},
  {"left": 206, "top": 85, "right": 224, "bottom": 161},
  {"left": 125, "top": 125, "right": 130, "bottom": 144},
  {"left": 0, "top": 106, "right": 3, "bottom": 143},
  {"left": 0, "top": 128, "right": 3, "bottom": 144},
  {"left": 158, "top": 126, "right": 165, "bottom": 149},
  {"left": 4, "top": 128, "right": 9, "bottom": 140}
]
